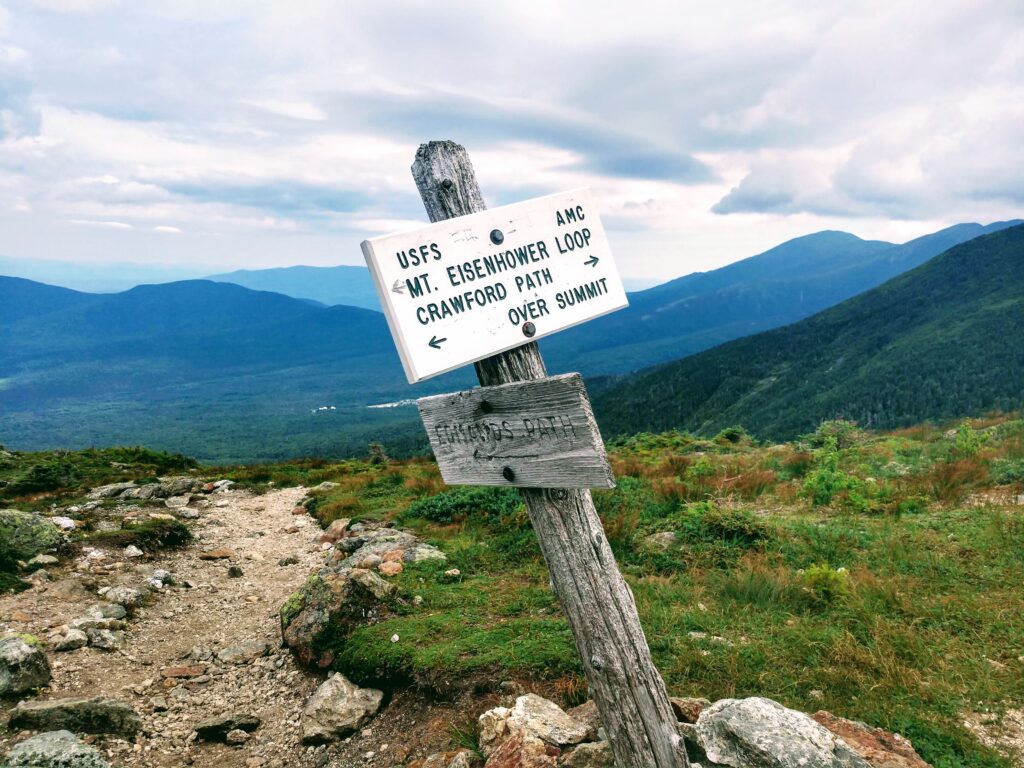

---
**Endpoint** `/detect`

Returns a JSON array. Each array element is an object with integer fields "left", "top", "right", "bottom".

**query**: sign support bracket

[{"left": 411, "top": 140, "right": 689, "bottom": 768}]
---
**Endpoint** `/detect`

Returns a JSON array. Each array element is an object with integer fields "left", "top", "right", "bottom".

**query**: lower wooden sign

[{"left": 417, "top": 373, "right": 615, "bottom": 489}]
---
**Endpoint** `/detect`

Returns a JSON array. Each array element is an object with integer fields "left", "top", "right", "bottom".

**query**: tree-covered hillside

[{"left": 595, "top": 225, "right": 1024, "bottom": 439}]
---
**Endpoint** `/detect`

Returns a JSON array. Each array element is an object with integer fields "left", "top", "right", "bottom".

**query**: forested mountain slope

[{"left": 594, "top": 225, "right": 1024, "bottom": 439}]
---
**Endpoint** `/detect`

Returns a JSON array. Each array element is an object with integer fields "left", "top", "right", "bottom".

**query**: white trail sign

[{"left": 361, "top": 188, "right": 627, "bottom": 383}]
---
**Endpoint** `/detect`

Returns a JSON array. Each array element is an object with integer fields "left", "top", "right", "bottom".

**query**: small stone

[
  {"left": 560, "top": 740, "right": 614, "bottom": 767},
  {"left": 381, "top": 549, "right": 404, "bottom": 563},
  {"left": 84, "top": 602, "right": 127, "bottom": 620},
  {"left": 53, "top": 628, "right": 89, "bottom": 651},
  {"left": 378, "top": 561, "right": 403, "bottom": 577},
  {"left": 194, "top": 712, "right": 262, "bottom": 742},
  {"left": 104, "top": 586, "right": 145, "bottom": 609},
  {"left": 124, "top": 545, "right": 144, "bottom": 558},
  {"left": 28, "top": 554, "right": 60, "bottom": 567},
  {"left": 86, "top": 628, "right": 124, "bottom": 650},
  {"left": 161, "top": 664, "right": 207, "bottom": 679},
  {"left": 292, "top": 506, "right": 308, "bottom": 516},
  {"left": 390, "top": 634, "right": 400, "bottom": 644},
  {"left": 151, "top": 696, "right": 169, "bottom": 712},
  {"left": 319, "top": 518, "right": 351, "bottom": 544},
  {"left": 217, "top": 641, "right": 270, "bottom": 665},
  {"left": 227, "top": 565, "right": 244, "bottom": 578},
  {"left": 226, "top": 728, "right": 251, "bottom": 745},
  {"left": 301, "top": 673, "right": 384, "bottom": 744},
  {"left": 199, "top": 549, "right": 234, "bottom": 560},
  {"left": 670, "top": 696, "right": 711, "bottom": 724},
  {"left": 278, "top": 555, "right": 300, "bottom": 566}
]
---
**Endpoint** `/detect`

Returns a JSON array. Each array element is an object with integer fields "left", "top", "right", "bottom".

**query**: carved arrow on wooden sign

[{"left": 417, "top": 373, "right": 615, "bottom": 489}]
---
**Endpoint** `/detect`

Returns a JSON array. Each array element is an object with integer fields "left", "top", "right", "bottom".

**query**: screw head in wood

[
  {"left": 522, "top": 321, "right": 536, "bottom": 337},
  {"left": 502, "top": 466, "right": 515, "bottom": 482},
  {"left": 490, "top": 229, "right": 504, "bottom": 245}
]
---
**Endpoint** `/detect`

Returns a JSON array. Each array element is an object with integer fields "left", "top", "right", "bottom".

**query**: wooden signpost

[
  {"left": 363, "top": 141, "right": 688, "bottom": 768},
  {"left": 417, "top": 373, "right": 614, "bottom": 489}
]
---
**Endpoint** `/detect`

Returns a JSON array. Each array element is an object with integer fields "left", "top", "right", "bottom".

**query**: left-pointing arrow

[{"left": 428, "top": 335, "right": 446, "bottom": 349}]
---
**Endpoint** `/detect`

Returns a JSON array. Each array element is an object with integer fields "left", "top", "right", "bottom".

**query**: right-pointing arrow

[
  {"left": 584, "top": 255, "right": 599, "bottom": 267},
  {"left": 428, "top": 335, "right": 446, "bottom": 349}
]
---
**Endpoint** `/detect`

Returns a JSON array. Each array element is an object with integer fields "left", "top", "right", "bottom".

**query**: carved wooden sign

[
  {"left": 416, "top": 373, "right": 614, "bottom": 489},
  {"left": 361, "top": 187, "right": 628, "bottom": 383}
]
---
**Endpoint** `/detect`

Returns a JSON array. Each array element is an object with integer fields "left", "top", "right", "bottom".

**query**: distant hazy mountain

[
  {"left": 541, "top": 221, "right": 1022, "bottom": 375},
  {"left": 595, "top": 225, "right": 1024, "bottom": 439},
  {"left": 0, "top": 256, "right": 206, "bottom": 293},
  {"left": 206, "top": 264, "right": 380, "bottom": 310}
]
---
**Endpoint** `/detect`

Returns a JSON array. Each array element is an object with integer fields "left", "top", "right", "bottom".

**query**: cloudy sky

[{"left": 1, "top": 0, "right": 1022, "bottom": 285}]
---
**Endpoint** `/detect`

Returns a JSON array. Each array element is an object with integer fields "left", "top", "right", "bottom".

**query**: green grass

[
  {"left": 0, "top": 445, "right": 196, "bottom": 503},
  {"left": 297, "top": 415, "right": 1024, "bottom": 767}
]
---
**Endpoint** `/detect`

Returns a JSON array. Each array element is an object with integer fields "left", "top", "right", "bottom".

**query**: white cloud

[{"left": 0, "top": 0, "right": 1020, "bottom": 278}]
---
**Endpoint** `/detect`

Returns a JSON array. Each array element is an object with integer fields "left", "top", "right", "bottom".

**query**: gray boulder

[
  {"left": 9, "top": 696, "right": 141, "bottom": 738},
  {"left": 52, "top": 630, "right": 88, "bottom": 652},
  {"left": 1, "top": 509, "right": 65, "bottom": 561},
  {"left": 694, "top": 697, "right": 871, "bottom": 768},
  {"left": 0, "top": 636, "right": 51, "bottom": 697},
  {"left": 301, "top": 673, "right": 383, "bottom": 744},
  {"left": 88, "top": 482, "right": 136, "bottom": 499},
  {"left": 4, "top": 729, "right": 110, "bottom": 768}
]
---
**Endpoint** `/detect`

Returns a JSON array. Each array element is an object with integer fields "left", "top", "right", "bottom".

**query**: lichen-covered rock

[
  {"left": 812, "top": 711, "right": 931, "bottom": 768},
  {"left": 4, "top": 729, "right": 110, "bottom": 768},
  {"left": 0, "top": 636, "right": 51, "bottom": 697},
  {"left": 480, "top": 694, "right": 593, "bottom": 757},
  {"left": 695, "top": 697, "right": 872, "bottom": 768},
  {"left": 1, "top": 508, "right": 65, "bottom": 561},
  {"left": 301, "top": 672, "right": 383, "bottom": 744},
  {"left": 280, "top": 569, "right": 394, "bottom": 667},
  {"left": 9, "top": 696, "right": 142, "bottom": 738},
  {"left": 558, "top": 741, "right": 614, "bottom": 767}
]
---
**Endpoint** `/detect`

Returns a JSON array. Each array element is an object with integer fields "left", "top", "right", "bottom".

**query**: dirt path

[{"left": 1, "top": 486, "right": 333, "bottom": 768}]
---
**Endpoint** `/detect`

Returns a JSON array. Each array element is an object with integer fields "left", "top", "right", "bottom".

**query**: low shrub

[{"left": 400, "top": 486, "right": 522, "bottom": 525}]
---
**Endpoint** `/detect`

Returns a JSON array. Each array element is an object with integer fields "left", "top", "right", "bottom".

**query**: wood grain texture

[
  {"left": 411, "top": 141, "right": 688, "bottom": 768},
  {"left": 417, "top": 373, "right": 615, "bottom": 489}
]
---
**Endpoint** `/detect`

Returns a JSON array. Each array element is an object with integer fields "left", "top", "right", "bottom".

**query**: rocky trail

[{"left": 0, "top": 485, "right": 370, "bottom": 768}]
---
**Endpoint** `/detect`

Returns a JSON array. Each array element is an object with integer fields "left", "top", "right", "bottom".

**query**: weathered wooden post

[{"left": 363, "top": 140, "right": 688, "bottom": 767}]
